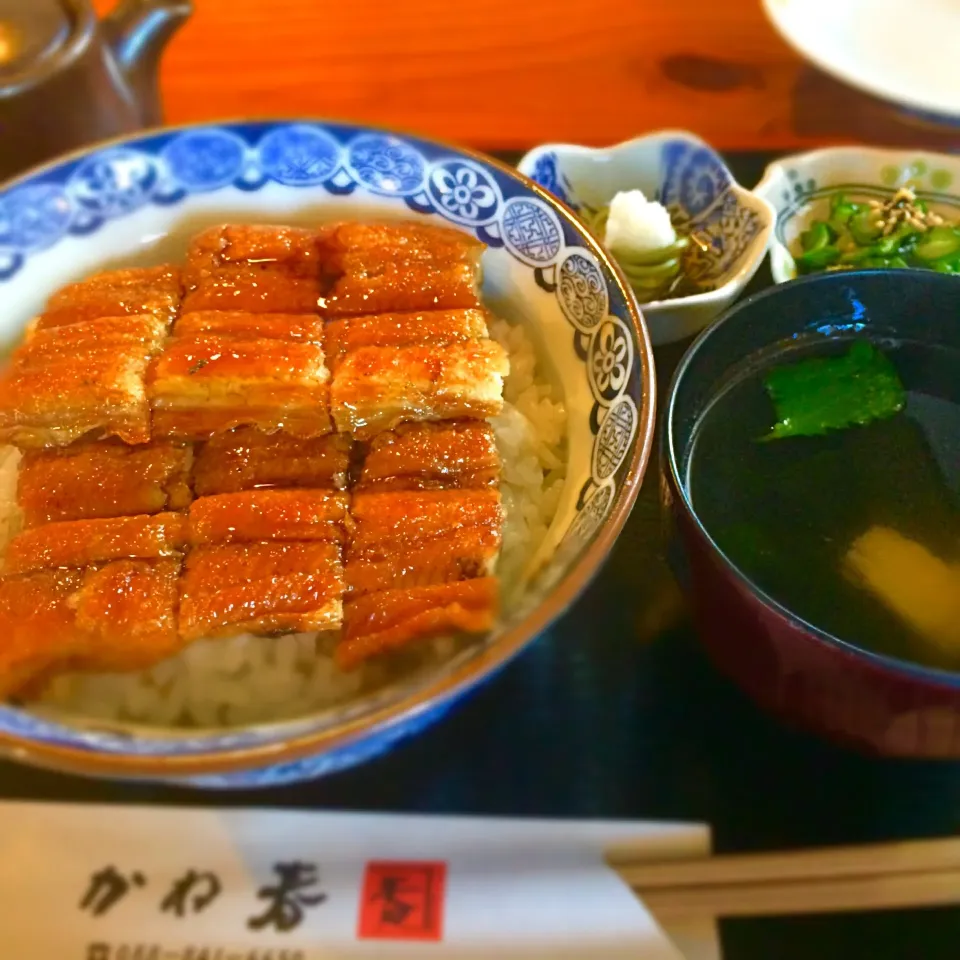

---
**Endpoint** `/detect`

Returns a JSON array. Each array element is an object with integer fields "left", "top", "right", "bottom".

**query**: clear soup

[{"left": 685, "top": 336, "right": 960, "bottom": 671}]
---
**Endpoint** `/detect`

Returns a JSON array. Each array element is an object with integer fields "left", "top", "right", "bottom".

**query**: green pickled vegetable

[
  {"left": 583, "top": 203, "right": 691, "bottom": 303},
  {"left": 839, "top": 246, "right": 874, "bottom": 264},
  {"left": 829, "top": 195, "right": 859, "bottom": 225},
  {"left": 871, "top": 224, "right": 914, "bottom": 256},
  {"left": 932, "top": 257, "right": 960, "bottom": 275},
  {"left": 611, "top": 237, "right": 688, "bottom": 266},
  {"left": 763, "top": 340, "right": 906, "bottom": 441},
  {"left": 848, "top": 210, "right": 882, "bottom": 246},
  {"left": 914, "top": 226, "right": 960, "bottom": 262},
  {"left": 801, "top": 220, "right": 834, "bottom": 253},
  {"left": 795, "top": 245, "right": 840, "bottom": 270},
  {"left": 619, "top": 256, "right": 683, "bottom": 282},
  {"left": 792, "top": 189, "right": 960, "bottom": 277}
]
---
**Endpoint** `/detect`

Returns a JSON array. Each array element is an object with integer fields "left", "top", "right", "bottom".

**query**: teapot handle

[{"left": 102, "top": 0, "right": 192, "bottom": 126}]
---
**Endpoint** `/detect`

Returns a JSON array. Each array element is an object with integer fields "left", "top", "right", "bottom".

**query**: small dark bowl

[{"left": 662, "top": 269, "right": 960, "bottom": 758}]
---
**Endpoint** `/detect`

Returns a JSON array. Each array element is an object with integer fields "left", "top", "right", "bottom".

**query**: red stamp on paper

[{"left": 358, "top": 860, "right": 447, "bottom": 941}]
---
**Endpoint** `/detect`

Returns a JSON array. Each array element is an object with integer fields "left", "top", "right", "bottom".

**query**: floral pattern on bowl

[
  {"left": 754, "top": 146, "right": 960, "bottom": 284},
  {"left": 0, "top": 121, "right": 656, "bottom": 787},
  {"left": 518, "top": 131, "right": 774, "bottom": 345}
]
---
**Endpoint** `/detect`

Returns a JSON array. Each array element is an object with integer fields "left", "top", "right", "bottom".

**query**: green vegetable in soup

[
  {"left": 763, "top": 340, "right": 906, "bottom": 440},
  {"left": 792, "top": 189, "right": 960, "bottom": 276}
]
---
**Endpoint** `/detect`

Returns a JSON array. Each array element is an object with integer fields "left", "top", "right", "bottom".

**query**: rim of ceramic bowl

[
  {"left": 519, "top": 130, "right": 776, "bottom": 314},
  {"left": 0, "top": 118, "right": 658, "bottom": 777},
  {"left": 755, "top": 144, "right": 960, "bottom": 205},
  {"left": 664, "top": 268, "right": 960, "bottom": 692}
]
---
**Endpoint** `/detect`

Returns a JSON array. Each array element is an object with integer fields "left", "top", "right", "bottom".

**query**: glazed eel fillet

[
  {"left": 318, "top": 221, "right": 484, "bottom": 316},
  {"left": 327, "top": 309, "right": 508, "bottom": 438},
  {"left": 323, "top": 309, "right": 489, "bottom": 370},
  {"left": 192, "top": 428, "right": 351, "bottom": 495},
  {"left": 0, "top": 314, "right": 168, "bottom": 448},
  {"left": 17, "top": 440, "right": 193, "bottom": 527},
  {"left": 344, "top": 490, "right": 502, "bottom": 597},
  {"left": 173, "top": 310, "right": 325, "bottom": 343},
  {"left": 148, "top": 334, "right": 333, "bottom": 440},
  {"left": 178, "top": 540, "right": 344, "bottom": 642},
  {"left": 0, "top": 513, "right": 188, "bottom": 696},
  {"left": 340, "top": 577, "right": 498, "bottom": 669},
  {"left": 188, "top": 489, "right": 350, "bottom": 546},
  {"left": 0, "top": 220, "right": 507, "bottom": 692},
  {"left": 152, "top": 227, "right": 332, "bottom": 441},
  {"left": 36, "top": 266, "right": 182, "bottom": 331},
  {"left": 3, "top": 512, "right": 187, "bottom": 575},
  {"left": 355, "top": 420, "right": 500, "bottom": 492},
  {"left": 179, "top": 220, "right": 482, "bottom": 318},
  {"left": 179, "top": 485, "right": 349, "bottom": 641},
  {"left": 0, "top": 561, "right": 184, "bottom": 697},
  {"left": 339, "top": 425, "right": 504, "bottom": 668},
  {"left": 0, "top": 266, "right": 183, "bottom": 448},
  {"left": 181, "top": 225, "right": 323, "bottom": 315},
  {"left": 0, "top": 492, "right": 350, "bottom": 690}
]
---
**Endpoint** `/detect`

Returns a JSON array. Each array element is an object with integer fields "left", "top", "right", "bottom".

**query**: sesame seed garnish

[{"left": 866, "top": 187, "right": 941, "bottom": 235}]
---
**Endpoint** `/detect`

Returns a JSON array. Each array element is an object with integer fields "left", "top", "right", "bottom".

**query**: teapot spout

[{"left": 103, "top": 0, "right": 193, "bottom": 126}]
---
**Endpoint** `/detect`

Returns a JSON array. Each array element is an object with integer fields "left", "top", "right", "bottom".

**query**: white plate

[{"left": 763, "top": 0, "right": 960, "bottom": 119}]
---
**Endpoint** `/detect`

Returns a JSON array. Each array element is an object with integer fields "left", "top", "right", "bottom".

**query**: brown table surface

[{"left": 95, "top": 0, "right": 960, "bottom": 153}]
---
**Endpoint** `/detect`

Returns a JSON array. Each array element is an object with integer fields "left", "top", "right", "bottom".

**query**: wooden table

[{"left": 96, "top": 0, "right": 960, "bottom": 152}]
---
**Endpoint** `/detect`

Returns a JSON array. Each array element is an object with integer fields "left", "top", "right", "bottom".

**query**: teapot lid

[{"left": 0, "top": 0, "right": 73, "bottom": 82}]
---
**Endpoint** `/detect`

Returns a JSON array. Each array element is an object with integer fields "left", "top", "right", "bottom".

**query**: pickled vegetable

[{"left": 793, "top": 188, "right": 960, "bottom": 276}]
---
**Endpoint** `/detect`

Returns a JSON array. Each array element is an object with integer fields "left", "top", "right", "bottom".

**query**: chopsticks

[{"left": 609, "top": 837, "right": 960, "bottom": 920}]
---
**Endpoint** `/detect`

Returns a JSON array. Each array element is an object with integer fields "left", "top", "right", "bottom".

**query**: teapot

[{"left": 0, "top": 0, "right": 192, "bottom": 183}]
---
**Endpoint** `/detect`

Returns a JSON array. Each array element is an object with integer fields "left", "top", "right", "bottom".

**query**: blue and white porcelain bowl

[
  {"left": 518, "top": 131, "right": 774, "bottom": 346},
  {"left": 754, "top": 146, "right": 960, "bottom": 284},
  {"left": 0, "top": 121, "right": 655, "bottom": 786}
]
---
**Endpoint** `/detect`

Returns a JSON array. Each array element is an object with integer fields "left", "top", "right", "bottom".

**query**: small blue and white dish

[
  {"left": 754, "top": 145, "right": 960, "bottom": 284},
  {"left": 518, "top": 131, "right": 774, "bottom": 345},
  {"left": 0, "top": 121, "right": 656, "bottom": 786}
]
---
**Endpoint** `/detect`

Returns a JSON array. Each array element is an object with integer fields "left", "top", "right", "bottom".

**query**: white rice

[{"left": 0, "top": 320, "right": 567, "bottom": 728}]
